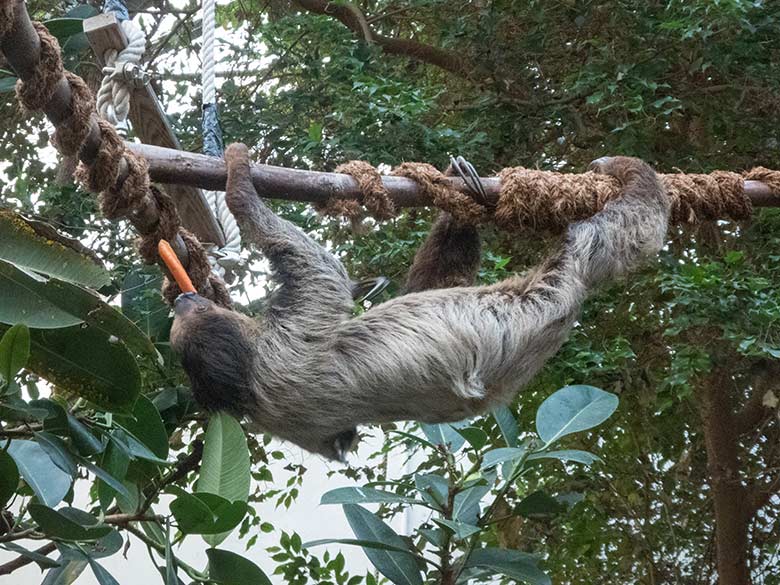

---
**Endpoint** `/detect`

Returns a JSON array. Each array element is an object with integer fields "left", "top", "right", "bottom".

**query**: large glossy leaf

[
  {"left": 536, "top": 385, "right": 618, "bottom": 446},
  {"left": 465, "top": 548, "right": 551, "bottom": 585},
  {"left": 17, "top": 325, "right": 141, "bottom": 412},
  {"left": 433, "top": 518, "right": 481, "bottom": 540},
  {"left": 7, "top": 439, "right": 72, "bottom": 507},
  {"left": 343, "top": 504, "right": 423, "bottom": 585},
  {"left": 197, "top": 413, "right": 251, "bottom": 501},
  {"left": 117, "top": 395, "right": 169, "bottom": 459},
  {"left": 206, "top": 549, "right": 273, "bottom": 585},
  {"left": 0, "top": 210, "right": 110, "bottom": 289},
  {"left": 0, "top": 449, "right": 19, "bottom": 508},
  {"left": 0, "top": 323, "right": 30, "bottom": 384},
  {"left": 0, "top": 260, "right": 157, "bottom": 360},
  {"left": 0, "top": 261, "right": 84, "bottom": 328},
  {"left": 197, "top": 413, "right": 250, "bottom": 546},
  {"left": 170, "top": 490, "right": 247, "bottom": 535},
  {"left": 321, "top": 486, "right": 417, "bottom": 505},
  {"left": 28, "top": 505, "right": 113, "bottom": 541}
]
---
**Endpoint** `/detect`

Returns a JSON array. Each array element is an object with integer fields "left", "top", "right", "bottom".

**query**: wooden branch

[{"left": 127, "top": 142, "right": 780, "bottom": 211}]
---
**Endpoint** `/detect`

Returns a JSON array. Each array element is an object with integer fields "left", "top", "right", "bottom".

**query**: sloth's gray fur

[{"left": 170, "top": 145, "right": 670, "bottom": 460}]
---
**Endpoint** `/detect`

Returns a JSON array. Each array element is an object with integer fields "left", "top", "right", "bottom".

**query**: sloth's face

[{"left": 173, "top": 292, "right": 214, "bottom": 318}]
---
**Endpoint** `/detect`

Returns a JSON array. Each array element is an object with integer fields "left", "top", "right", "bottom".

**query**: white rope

[
  {"left": 96, "top": 19, "right": 146, "bottom": 135},
  {"left": 201, "top": 0, "right": 243, "bottom": 278}
]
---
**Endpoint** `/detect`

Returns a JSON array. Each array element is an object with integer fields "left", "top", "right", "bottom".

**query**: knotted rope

[
  {"left": 323, "top": 159, "right": 780, "bottom": 232},
  {"left": 13, "top": 20, "right": 231, "bottom": 307}
]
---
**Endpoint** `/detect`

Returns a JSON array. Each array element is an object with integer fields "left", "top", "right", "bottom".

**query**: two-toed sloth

[{"left": 170, "top": 145, "right": 670, "bottom": 460}]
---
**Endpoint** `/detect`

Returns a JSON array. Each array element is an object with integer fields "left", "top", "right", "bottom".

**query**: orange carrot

[{"left": 158, "top": 239, "right": 196, "bottom": 294}]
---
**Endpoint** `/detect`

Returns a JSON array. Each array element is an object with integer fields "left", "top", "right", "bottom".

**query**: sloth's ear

[{"left": 330, "top": 428, "right": 359, "bottom": 462}]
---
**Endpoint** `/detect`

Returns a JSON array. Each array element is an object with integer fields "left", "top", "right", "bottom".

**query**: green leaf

[
  {"left": 28, "top": 505, "right": 113, "bottom": 541},
  {"left": 516, "top": 491, "right": 564, "bottom": 518},
  {"left": 452, "top": 484, "right": 489, "bottom": 525},
  {"left": 110, "top": 429, "right": 170, "bottom": 465},
  {"left": 454, "top": 426, "right": 489, "bottom": 450},
  {"left": 536, "top": 385, "right": 618, "bottom": 446},
  {"left": 0, "top": 323, "right": 30, "bottom": 384},
  {"left": 87, "top": 558, "right": 121, "bottom": 585},
  {"left": 42, "top": 18, "right": 86, "bottom": 43},
  {"left": 343, "top": 504, "right": 423, "bottom": 585},
  {"left": 1, "top": 542, "right": 60, "bottom": 569},
  {"left": 465, "top": 548, "right": 550, "bottom": 585},
  {"left": 492, "top": 406, "right": 519, "bottom": 447},
  {"left": 66, "top": 414, "right": 103, "bottom": 455},
  {"left": 197, "top": 413, "right": 251, "bottom": 501},
  {"left": 414, "top": 474, "right": 448, "bottom": 510},
  {"left": 321, "top": 486, "right": 416, "bottom": 505},
  {"left": 121, "top": 266, "right": 170, "bottom": 341},
  {"left": 0, "top": 210, "right": 110, "bottom": 289},
  {"left": 433, "top": 518, "right": 481, "bottom": 540},
  {"left": 77, "top": 457, "right": 131, "bottom": 500},
  {"left": 0, "top": 75, "right": 17, "bottom": 93},
  {"left": 197, "top": 413, "right": 250, "bottom": 546},
  {"left": 170, "top": 490, "right": 248, "bottom": 535},
  {"left": 480, "top": 447, "right": 527, "bottom": 470},
  {"left": 34, "top": 431, "right": 78, "bottom": 476},
  {"left": 0, "top": 449, "right": 19, "bottom": 509},
  {"left": 97, "top": 440, "right": 130, "bottom": 511},
  {"left": 117, "top": 395, "right": 169, "bottom": 459},
  {"left": 420, "top": 421, "right": 466, "bottom": 451},
  {"left": 41, "top": 556, "right": 88, "bottom": 585},
  {"left": 304, "top": 538, "right": 416, "bottom": 555},
  {"left": 206, "top": 549, "right": 273, "bottom": 585},
  {"left": 16, "top": 324, "right": 141, "bottom": 412},
  {"left": 7, "top": 439, "right": 72, "bottom": 506},
  {"left": 0, "top": 259, "right": 157, "bottom": 361},
  {"left": 527, "top": 449, "right": 602, "bottom": 465}
]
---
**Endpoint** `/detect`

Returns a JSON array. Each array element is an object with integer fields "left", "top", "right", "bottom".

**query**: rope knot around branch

[
  {"left": 320, "top": 160, "right": 490, "bottom": 227},
  {"left": 663, "top": 171, "right": 751, "bottom": 224},
  {"left": 393, "top": 162, "right": 490, "bottom": 224}
]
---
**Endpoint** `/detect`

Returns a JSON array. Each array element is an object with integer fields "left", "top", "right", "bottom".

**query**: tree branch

[
  {"left": 293, "top": 0, "right": 472, "bottom": 78},
  {"left": 0, "top": 542, "right": 57, "bottom": 576}
]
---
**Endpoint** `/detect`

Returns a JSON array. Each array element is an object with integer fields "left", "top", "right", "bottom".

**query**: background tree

[{"left": 0, "top": 0, "right": 778, "bottom": 584}]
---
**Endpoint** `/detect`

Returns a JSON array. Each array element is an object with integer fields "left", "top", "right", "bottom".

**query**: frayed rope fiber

[{"left": 15, "top": 19, "right": 231, "bottom": 308}]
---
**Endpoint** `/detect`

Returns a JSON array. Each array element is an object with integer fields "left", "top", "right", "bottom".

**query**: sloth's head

[{"left": 170, "top": 293, "right": 256, "bottom": 414}]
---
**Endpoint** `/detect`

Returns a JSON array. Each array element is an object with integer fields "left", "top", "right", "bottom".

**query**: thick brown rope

[
  {"left": 322, "top": 160, "right": 490, "bottom": 226},
  {"left": 16, "top": 20, "right": 231, "bottom": 308},
  {"left": 393, "top": 162, "right": 490, "bottom": 224},
  {"left": 316, "top": 160, "right": 395, "bottom": 231},
  {"left": 15, "top": 22, "right": 63, "bottom": 112}
]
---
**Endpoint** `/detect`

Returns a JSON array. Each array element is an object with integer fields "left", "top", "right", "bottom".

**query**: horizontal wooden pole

[{"left": 127, "top": 142, "right": 780, "bottom": 210}]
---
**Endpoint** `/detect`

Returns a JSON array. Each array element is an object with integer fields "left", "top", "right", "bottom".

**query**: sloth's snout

[{"left": 174, "top": 292, "right": 208, "bottom": 317}]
